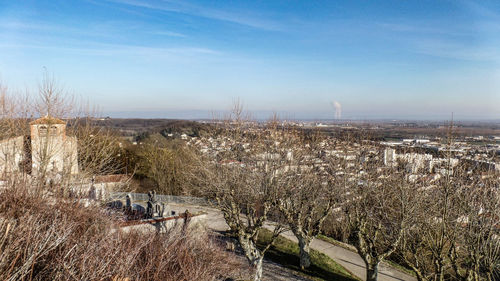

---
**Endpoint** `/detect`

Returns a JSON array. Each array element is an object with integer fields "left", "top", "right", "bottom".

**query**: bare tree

[
  {"left": 31, "top": 74, "right": 124, "bottom": 188},
  {"left": 398, "top": 163, "right": 500, "bottom": 281},
  {"left": 276, "top": 170, "right": 336, "bottom": 269},
  {"left": 399, "top": 177, "right": 455, "bottom": 281},
  {"left": 0, "top": 74, "right": 125, "bottom": 196},
  {"left": 133, "top": 135, "right": 202, "bottom": 195},
  {"left": 0, "top": 84, "right": 29, "bottom": 138},
  {"left": 138, "top": 137, "right": 174, "bottom": 192},
  {"left": 201, "top": 103, "right": 285, "bottom": 281},
  {"left": 34, "top": 72, "right": 74, "bottom": 118},
  {"left": 335, "top": 142, "right": 415, "bottom": 281},
  {"left": 399, "top": 125, "right": 465, "bottom": 281},
  {"left": 206, "top": 159, "right": 283, "bottom": 281},
  {"left": 0, "top": 84, "right": 31, "bottom": 182},
  {"left": 71, "top": 120, "right": 124, "bottom": 177},
  {"left": 449, "top": 172, "right": 500, "bottom": 281},
  {"left": 273, "top": 128, "right": 337, "bottom": 269}
]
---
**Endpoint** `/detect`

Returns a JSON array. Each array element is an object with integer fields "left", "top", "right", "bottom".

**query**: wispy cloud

[
  {"left": 0, "top": 18, "right": 189, "bottom": 44},
  {"left": 0, "top": 21, "right": 80, "bottom": 33},
  {"left": 415, "top": 39, "right": 500, "bottom": 62},
  {"left": 375, "top": 12, "right": 500, "bottom": 63},
  {"left": 149, "top": 30, "right": 186, "bottom": 38},
  {"left": 458, "top": 0, "right": 500, "bottom": 20},
  {"left": 105, "top": 0, "right": 283, "bottom": 31},
  {"left": 0, "top": 41, "right": 220, "bottom": 59},
  {"left": 0, "top": 20, "right": 120, "bottom": 39},
  {"left": 376, "top": 22, "right": 470, "bottom": 36}
]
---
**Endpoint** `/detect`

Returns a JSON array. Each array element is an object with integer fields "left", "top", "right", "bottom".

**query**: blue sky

[{"left": 0, "top": 0, "right": 499, "bottom": 120}]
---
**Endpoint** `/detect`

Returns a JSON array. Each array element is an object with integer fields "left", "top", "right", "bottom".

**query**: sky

[{"left": 0, "top": 0, "right": 499, "bottom": 120}]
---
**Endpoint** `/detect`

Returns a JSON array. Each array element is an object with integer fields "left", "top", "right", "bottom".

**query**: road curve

[{"left": 168, "top": 203, "right": 416, "bottom": 281}]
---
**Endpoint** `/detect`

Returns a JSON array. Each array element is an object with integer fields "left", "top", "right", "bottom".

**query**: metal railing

[{"left": 108, "top": 192, "right": 208, "bottom": 206}]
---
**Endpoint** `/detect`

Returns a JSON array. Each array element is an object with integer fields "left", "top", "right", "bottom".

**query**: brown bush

[{"left": 0, "top": 183, "right": 241, "bottom": 281}]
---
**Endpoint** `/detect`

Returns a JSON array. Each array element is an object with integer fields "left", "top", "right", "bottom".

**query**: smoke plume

[{"left": 331, "top": 101, "right": 342, "bottom": 120}]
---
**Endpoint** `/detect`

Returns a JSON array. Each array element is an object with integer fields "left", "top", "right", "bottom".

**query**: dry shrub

[{"left": 0, "top": 183, "right": 241, "bottom": 281}]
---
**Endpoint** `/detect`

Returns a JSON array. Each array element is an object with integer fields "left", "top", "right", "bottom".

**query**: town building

[{"left": 0, "top": 116, "right": 78, "bottom": 178}]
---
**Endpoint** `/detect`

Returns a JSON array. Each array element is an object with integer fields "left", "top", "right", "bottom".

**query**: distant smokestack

[{"left": 331, "top": 101, "right": 342, "bottom": 120}]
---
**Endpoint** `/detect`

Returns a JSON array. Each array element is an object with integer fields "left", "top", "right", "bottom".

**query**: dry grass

[{"left": 0, "top": 182, "right": 242, "bottom": 281}]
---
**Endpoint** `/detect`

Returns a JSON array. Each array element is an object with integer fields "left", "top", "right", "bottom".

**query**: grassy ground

[
  {"left": 257, "top": 229, "right": 360, "bottom": 281},
  {"left": 317, "top": 234, "right": 355, "bottom": 251}
]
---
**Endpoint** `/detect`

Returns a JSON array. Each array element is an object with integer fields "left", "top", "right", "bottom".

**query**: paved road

[
  {"left": 169, "top": 203, "right": 416, "bottom": 281},
  {"left": 274, "top": 229, "right": 415, "bottom": 281}
]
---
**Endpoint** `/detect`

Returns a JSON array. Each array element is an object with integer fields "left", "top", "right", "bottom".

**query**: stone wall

[
  {"left": 0, "top": 136, "right": 25, "bottom": 176},
  {"left": 119, "top": 213, "right": 207, "bottom": 234}
]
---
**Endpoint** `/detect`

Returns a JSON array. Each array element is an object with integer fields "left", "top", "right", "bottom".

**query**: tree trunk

[
  {"left": 434, "top": 258, "right": 445, "bottom": 281},
  {"left": 365, "top": 260, "right": 379, "bottom": 281},
  {"left": 297, "top": 235, "right": 312, "bottom": 269},
  {"left": 253, "top": 256, "right": 264, "bottom": 281},
  {"left": 238, "top": 235, "right": 264, "bottom": 281},
  {"left": 486, "top": 272, "right": 493, "bottom": 281}
]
